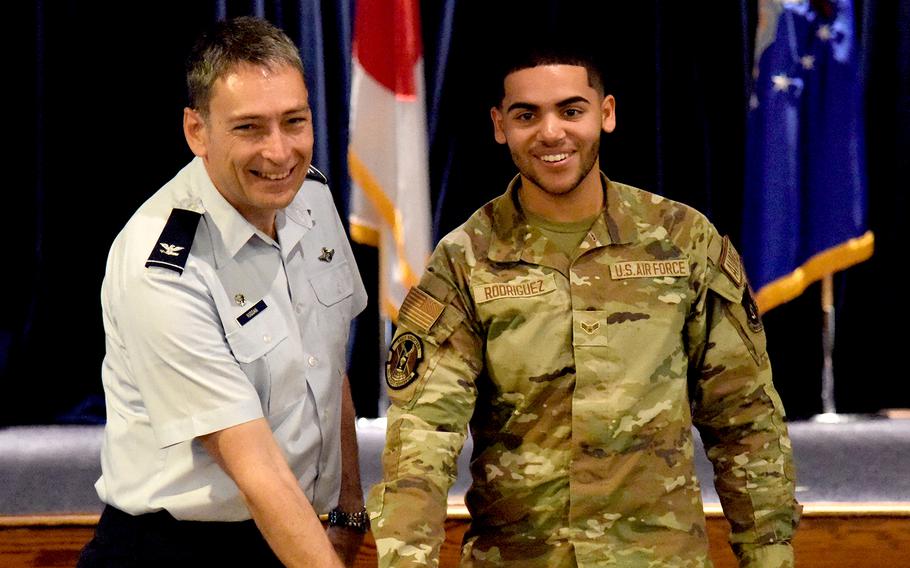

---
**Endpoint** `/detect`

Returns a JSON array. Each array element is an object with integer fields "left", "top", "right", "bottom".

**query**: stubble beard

[{"left": 513, "top": 139, "right": 600, "bottom": 198}]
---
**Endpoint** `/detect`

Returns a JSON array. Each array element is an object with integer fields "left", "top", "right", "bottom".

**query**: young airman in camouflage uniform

[{"left": 368, "top": 49, "right": 800, "bottom": 568}]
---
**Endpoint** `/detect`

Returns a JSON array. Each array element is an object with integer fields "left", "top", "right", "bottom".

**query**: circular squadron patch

[{"left": 386, "top": 333, "right": 424, "bottom": 389}]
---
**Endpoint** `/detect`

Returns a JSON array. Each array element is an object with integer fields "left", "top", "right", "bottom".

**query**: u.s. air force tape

[
  {"left": 385, "top": 332, "right": 423, "bottom": 389},
  {"left": 609, "top": 259, "right": 690, "bottom": 280}
]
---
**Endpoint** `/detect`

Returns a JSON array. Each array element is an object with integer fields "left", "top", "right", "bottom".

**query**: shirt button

[
  {"left": 295, "top": 303, "right": 304, "bottom": 314},
  {"left": 263, "top": 335, "right": 272, "bottom": 343},
  {"left": 308, "top": 355, "right": 319, "bottom": 367}
]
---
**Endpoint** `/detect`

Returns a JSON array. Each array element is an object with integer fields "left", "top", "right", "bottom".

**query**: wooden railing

[{"left": 2, "top": 505, "right": 909, "bottom": 567}]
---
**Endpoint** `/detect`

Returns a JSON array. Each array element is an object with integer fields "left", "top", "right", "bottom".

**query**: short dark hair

[
  {"left": 186, "top": 16, "right": 304, "bottom": 116},
  {"left": 493, "top": 45, "right": 605, "bottom": 107}
]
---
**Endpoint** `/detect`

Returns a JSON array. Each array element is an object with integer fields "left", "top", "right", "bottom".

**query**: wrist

[{"left": 328, "top": 506, "right": 370, "bottom": 533}]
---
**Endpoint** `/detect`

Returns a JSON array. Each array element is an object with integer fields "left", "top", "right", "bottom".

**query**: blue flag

[{"left": 742, "top": 0, "right": 873, "bottom": 312}]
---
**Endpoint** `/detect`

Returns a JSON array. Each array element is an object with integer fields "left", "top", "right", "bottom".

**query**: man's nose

[
  {"left": 537, "top": 114, "right": 566, "bottom": 144},
  {"left": 261, "top": 128, "right": 293, "bottom": 163}
]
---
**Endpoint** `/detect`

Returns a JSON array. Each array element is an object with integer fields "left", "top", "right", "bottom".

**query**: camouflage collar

[
  {"left": 599, "top": 175, "right": 640, "bottom": 246},
  {"left": 488, "top": 173, "right": 639, "bottom": 264}
]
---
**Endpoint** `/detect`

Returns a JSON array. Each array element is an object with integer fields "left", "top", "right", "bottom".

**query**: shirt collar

[
  {"left": 276, "top": 183, "right": 314, "bottom": 259},
  {"left": 488, "top": 172, "right": 639, "bottom": 264},
  {"left": 190, "top": 157, "right": 314, "bottom": 266},
  {"left": 596, "top": 175, "right": 639, "bottom": 247}
]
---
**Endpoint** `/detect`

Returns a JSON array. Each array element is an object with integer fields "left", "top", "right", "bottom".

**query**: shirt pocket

[
  {"left": 225, "top": 301, "right": 289, "bottom": 362},
  {"left": 224, "top": 297, "right": 289, "bottom": 411},
  {"left": 309, "top": 260, "right": 354, "bottom": 308},
  {"left": 307, "top": 260, "right": 355, "bottom": 370},
  {"left": 473, "top": 273, "right": 573, "bottom": 394},
  {"left": 582, "top": 276, "right": 690, "bottom": 408}
]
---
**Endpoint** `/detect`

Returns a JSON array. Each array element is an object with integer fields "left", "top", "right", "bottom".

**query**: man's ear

[
  {"left": 490, "top": 106, "right": 507, "bottom": 145},
  {"left": 601, "top": 95, "right": 616, "bottom": 134},
  {"left": 183, "top": 107, "right": 208, "bottom": 157}
]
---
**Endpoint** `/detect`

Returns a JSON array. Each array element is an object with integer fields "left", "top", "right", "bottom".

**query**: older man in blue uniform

[{"left": 78, "top": 17, "right": 368, "bottom": 567}]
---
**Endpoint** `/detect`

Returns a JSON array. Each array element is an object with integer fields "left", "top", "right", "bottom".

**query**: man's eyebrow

[
  {"left": 505, "top": 96, "right": 592, "bottom": 114},
  {"left": 556, "top": 96, "right": 592, "bottom": 107},
  {"left": 506, "top": 101, "right": 540, "bottom": 113},
  {"left": 228, "top": 105, "right": 311, "bottom": 122},
  {"left": 227, "top": 114, "right": 262, "bottom": 123},
  {"left": 284, "top": 104, "right": 311, "bottom": 115}
]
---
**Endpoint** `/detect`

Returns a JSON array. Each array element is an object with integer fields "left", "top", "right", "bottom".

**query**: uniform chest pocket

[
  {"left": 225, "top": 300, "right": 289, "bottom": 363},
  {"left": 307, "top": 261, "right": 355, "bottom": 371},
  {"left": 474, "top": 274, "right": 574, "bottom": 392},
  {"left": 309, "top": 261, "right": 354, "bottom": 308}
]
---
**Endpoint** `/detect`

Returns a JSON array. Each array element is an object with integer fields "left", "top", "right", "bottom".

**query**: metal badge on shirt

[{"left": 318, "top": 247, "right": 335, "bottom": 262}]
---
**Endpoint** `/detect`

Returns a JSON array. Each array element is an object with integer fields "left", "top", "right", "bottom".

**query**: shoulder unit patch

[
  {"left": 386, "top": 332, "right": 424, "bottom": 389},
  {"left": 742, "top": 284, "right": 763, "bottom": 332},
  {"left": 145, "top": 208, "right": 202, "bottom": 275}
]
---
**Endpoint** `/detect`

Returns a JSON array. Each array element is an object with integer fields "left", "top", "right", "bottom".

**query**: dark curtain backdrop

[{"left": 4, "top": 0, "right": 908, "bottom": 425}]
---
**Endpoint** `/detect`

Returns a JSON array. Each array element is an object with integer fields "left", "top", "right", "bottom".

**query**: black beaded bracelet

[{"left": 327, "top": 506, "right": 370, "bottom": 532}]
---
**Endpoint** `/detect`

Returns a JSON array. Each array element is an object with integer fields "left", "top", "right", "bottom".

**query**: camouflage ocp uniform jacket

[{"left": 368, "top": 176, "right": 800, "bottom": 568}]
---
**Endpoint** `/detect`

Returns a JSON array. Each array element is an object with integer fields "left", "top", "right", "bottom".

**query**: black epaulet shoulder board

[
  {"left": 145, "top": 208, "right": 203, "bottom": 275},
  {"left": 306, "top": 164, "right": 328, "bottom": 185}
]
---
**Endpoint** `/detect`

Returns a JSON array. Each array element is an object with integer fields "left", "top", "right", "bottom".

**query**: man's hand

[{"left": 328, "top": 525, "right": 365, "bottom": 567}]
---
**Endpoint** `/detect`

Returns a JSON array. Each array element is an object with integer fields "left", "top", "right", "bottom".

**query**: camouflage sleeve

[
  {"left": 367, "top": 253, "right": 484, "bottom": 568},
  {"left": 686, "top": 232, "right": 801, "bottom": 568}
]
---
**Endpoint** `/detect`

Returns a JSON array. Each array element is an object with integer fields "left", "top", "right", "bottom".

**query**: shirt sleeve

[
  {"left": 367, "top": 251, "right": 484, "bottom": 568},
  {"left": 109, "top": 253, "right": 265, "bottom": 448},
  {"left": 686, "top": 231, "right": 801, "bottom": 568}
]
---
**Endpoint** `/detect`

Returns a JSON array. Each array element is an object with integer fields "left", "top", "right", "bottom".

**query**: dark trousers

[{"left": 77, "top": 505, "right": 284, "bottom": 567}]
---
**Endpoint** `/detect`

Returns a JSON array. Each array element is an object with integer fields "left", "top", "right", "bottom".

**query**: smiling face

[
  {"left": 184, "top": 62, "right": 313, "bottom": 236},
  {"left": 491, "top": 64, "right": 615, "bottom": 212}
]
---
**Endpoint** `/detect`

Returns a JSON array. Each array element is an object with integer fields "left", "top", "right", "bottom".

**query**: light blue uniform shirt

[{"left": 96, "top": 158, "right": 367, "bottom": 521}]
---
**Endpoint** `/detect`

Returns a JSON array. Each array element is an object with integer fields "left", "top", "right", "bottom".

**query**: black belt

[
  {"left": 78, "top": 505, "right": 283, "bottom": 567},
  {"left": 99, "top": 504, "right": 258, "bottom": 534}
]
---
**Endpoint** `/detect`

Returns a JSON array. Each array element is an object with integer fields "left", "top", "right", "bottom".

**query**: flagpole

[
  {"left": 812, "top": 274, "right": 882, "bottom": 423},
  {"left": 813, "top": 275, "right": 844, "bottom": 423},
  {"left": 347, "top": 0, "right": 432, "bottom": 422},
  {"left": 819, "top": 274, "right": 837, "bottom": 414}
]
